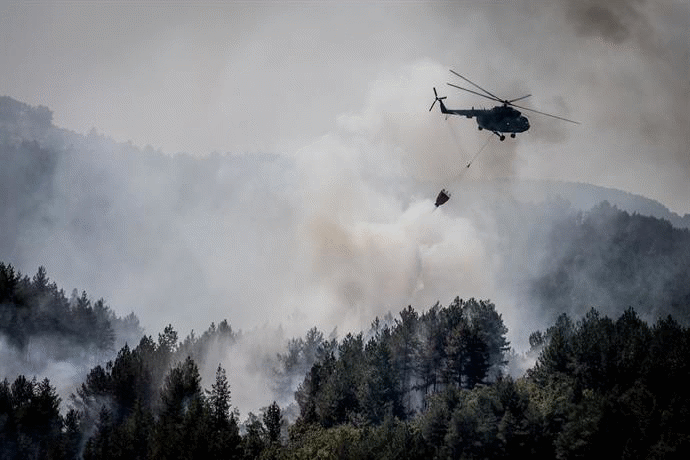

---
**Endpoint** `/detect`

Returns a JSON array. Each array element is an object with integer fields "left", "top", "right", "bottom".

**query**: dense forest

[
  {"left": 1, "top": 264, "right": 689, "bottom": 458},
  {"left": 528, "top": 200, "right": 690, "bottom": 323},
  {"left": 0, "top": 264, "right": 142, "bottom": 354}
]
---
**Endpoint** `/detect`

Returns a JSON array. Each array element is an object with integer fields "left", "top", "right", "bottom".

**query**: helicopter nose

[{"left": 520, "top": 116, "right": 530, "bottom": 130}]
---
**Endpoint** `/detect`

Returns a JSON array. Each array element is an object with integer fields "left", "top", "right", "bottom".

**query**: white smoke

[{"left": 2, "top": 0, "right": 688, "bottom": 416}]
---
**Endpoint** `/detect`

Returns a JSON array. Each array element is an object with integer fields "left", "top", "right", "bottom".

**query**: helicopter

[{"left": 429, "top": 70, "right": 579, "bottom": 140}]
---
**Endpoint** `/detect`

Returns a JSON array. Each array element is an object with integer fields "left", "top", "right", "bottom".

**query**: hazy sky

[{"left": 2, "top": 0, "right": 688, "bottom": 212}]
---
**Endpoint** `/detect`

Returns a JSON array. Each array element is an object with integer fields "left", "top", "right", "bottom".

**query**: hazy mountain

[
  {"left": 2, "top": 94, "right": 689, "bottom": 339},
  {"left": 500, "top": 178, "right": 690, "bottom": 229},
  {"left": 1, "top": 96, "right": 689, "bottom": 459}
]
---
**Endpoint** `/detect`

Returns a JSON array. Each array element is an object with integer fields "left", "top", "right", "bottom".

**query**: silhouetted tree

[
  {"left": 62, "top": 408, "right": 82, "bottom": 460},
  {"left": 391, "top": 305, "right": 419, "bottom": 412},
  {"left": 241, "top": 412, "right": 266, "bottom": 459},
  {"left": 417, "top": 304, "right": 446, "bottom": 398},
  {"left": 359, "top": 326, "right": 403, "bottom": 423},
  {"left": 152, "top": 356, "right": 203, "bottom": 459},
  {"left": 263, "top": 401, "right": 282, "bottom": 445},
  {"left": 207, "top": 364, "right": 241, "bottom": 459},
  {"left": 83, "top": 405, "right": 113, "bottom": 460}
]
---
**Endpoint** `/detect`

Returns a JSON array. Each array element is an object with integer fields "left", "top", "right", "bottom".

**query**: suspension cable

[{"left": 434, "top": 125, "right": 494, "bottom": 209}]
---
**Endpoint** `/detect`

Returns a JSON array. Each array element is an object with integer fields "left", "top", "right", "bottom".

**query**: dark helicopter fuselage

[{"left": 438, "top": 100, "right": 530, "bottom": 135}]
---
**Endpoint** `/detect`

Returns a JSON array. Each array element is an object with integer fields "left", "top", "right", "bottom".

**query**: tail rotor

[{"left": 429, "top": 87, "right": 447, "bottom": 112}]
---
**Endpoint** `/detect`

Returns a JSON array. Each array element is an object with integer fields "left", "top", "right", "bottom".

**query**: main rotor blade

[
  {"left": 511, "top": 103, "right": 580, "bottom": 124},
  {"left": 447, "top": 83, "right": 501, "bottom": 103},
  {"left": 508, "top": 94, "right": 532, "bottom": 103},
  {"left": 449, "top": 70, "right": 503, "bottom": 102},
  {"left": 429, "top": 100, "right": 436, "bottom": 112}
]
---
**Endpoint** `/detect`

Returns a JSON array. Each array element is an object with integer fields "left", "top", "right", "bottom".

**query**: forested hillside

[
  {"left": 0, "top": 263, "right": 142, "bottom": 388},
  {"left": 1, "top": 292, "right": 688, "bottom": 459},
  {"left": 1, "top": 96, "right": 296, "bottom": 336},
  {"left": 2, "top": 97, "right": 690, "bottom": 458},
  {"left": 2, "top": 95, "right": 689, "bottom": 339},
  {"left": 529, "top": 201, "right": 690, "bottom": 323}
]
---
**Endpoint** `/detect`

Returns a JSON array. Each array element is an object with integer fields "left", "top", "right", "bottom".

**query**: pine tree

[
  {"left": 32, "top": 265, "right": 49, "bottom": 292},
  {"left": 360, "top": 327, "right": 403, "bottom": 423},
  {"left": 391, "top": 305, "right": 419, "bottom": 413},
  {"left": 160, "top": 356, "right": 202, "bottom": 420},
  {"left": 263, "top": 401, "right": 283, "bottom": 445},
  {"left": 209, "top": 364, "right": 231, "bottom": 429},
  {"left": 528, "top": 313, "right": 574, "bottom": 385},
  {"left": 242, "top": 412, "right": 266, "bottom": 459},
  {"left": 83, "top": 405, "right": 113, "bottom": 460},
  {"left": 417, "top": 304, "right": 445, "bottom": 398},
  {"left": 462, "top": 299, "right": 510, "bottom": 383},
  {"left": 62, "top": 408, "right": 82, "bottom": 460},
  {"left": 158, "top": 324, "right": 178, "bottom": 356},
  {"left": 207, "top": 364, "right": 241, "bottom": 459},
  {"left": 153, "top": 356, "right": 204, "bottom": 459},
  {"left": 295, "top": 342, "right": 337, "bottom": 426}
]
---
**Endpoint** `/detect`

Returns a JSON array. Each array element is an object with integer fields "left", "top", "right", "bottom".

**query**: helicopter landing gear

[
  {"left": 493, "top": 132, "right": 505, "bottom": 141},
  {"left": 510, "top": 133, "right": 516, "bottom": 138},
  {"left": 478, "top": 126, "right": 483, "bottom": 131}
]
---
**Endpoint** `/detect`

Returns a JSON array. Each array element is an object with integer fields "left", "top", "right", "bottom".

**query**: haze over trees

[
  {"left": 1, "top": 97, "right": 690, "bottom": 458},
  {"left": 1, "top": 275, "right": 688, "bottom": 458},
  {"left": 530, "top": 201, "right": 690, "bottom": 322},
  {"left": 0, "top": 263, "right": 142, "bottom": 363},
  {"left": 2, "top": 95, "right": 689, "bottom": 337}
]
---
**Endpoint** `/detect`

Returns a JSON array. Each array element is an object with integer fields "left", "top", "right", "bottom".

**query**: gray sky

[{"left": 2, "top": 0, "right": 687, "bottom": 212}]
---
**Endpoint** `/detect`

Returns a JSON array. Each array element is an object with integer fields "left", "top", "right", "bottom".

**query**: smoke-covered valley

[
  {"left": 2, "top": 95, "right": 689, "bottom": 419},
  {"left": 1, "top": 0, "right": 689, "bottom": 428},
  {"left": 1, "top": 3, "right": 689, "bottom": 456}
]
